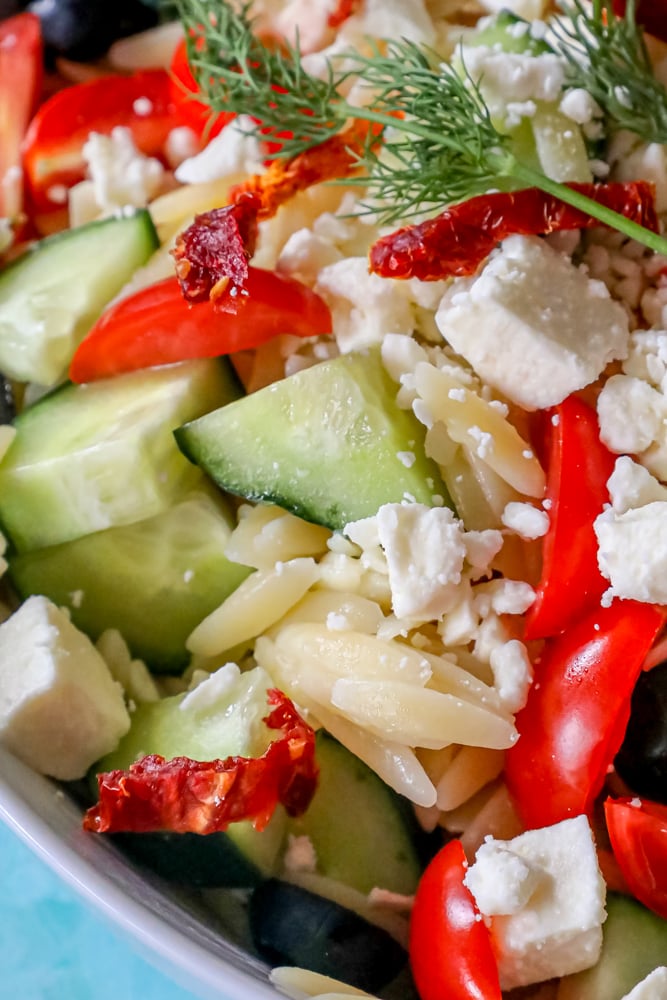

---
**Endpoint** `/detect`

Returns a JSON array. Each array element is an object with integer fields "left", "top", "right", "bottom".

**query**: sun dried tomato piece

[
  {"left": 230, "top": 120, "right": 373, "bottom": 220},
  {"left": 172, "top": 121, "right": 371, "bottom": 308},
  {"left": 369, "top": 181, "right": 658, "bottom": 281},
  {"left": 172, "top": 192, "right": 261, "bottom": 307},
  {"left": 83, "top": 690, "right": 318, "bottom": 835}
]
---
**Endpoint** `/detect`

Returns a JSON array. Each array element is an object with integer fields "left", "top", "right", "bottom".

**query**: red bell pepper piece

[
  {"left": 612, "top": 1, "right": 667, "bottom": 43},
  {"left": 169, "top": 36, "right": 234, "bottom": 140},
  {"left": 605, "top": 796, "right": 667, "bottom": 919},
  {"left": 0, "top": 13, "right": 43, "bottom": 226},
  {"left": 524, "top": 395, "right": 616, "bottom": 641},
  {"left": 368, "top": 182, "right": 658, "bottom": 281},
  {"left": 83, "top": 689, "right": 318, "bottom": 834},
  {"left": 409, "top": 839, "right": 502, "bottom": 1000},
  {"left": 505, "top": 600, "right": 665, "bottom": 830},
  {"left": 69, "top": 268, "right": 332, "bottom": 383},
  {"left": 22, "top": 68, "right": 181, "bottom": 217}
]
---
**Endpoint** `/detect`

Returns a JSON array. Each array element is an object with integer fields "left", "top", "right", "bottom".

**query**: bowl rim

[{"left": 0, "top": 744, "right": 281, "bottom": 1000}]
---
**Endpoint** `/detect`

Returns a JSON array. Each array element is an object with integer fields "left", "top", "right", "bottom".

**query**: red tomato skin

[
  {"left": 0, "top": 13, "right": 43, "bottom": 222},
  {"left": 506, "top": 600, "right": 665, "bottom": 830},
  {"left": 409, "top": 839, "right": 502, "bottom": 1000},
  {"left": 524, "top": 395, "right": 616, "bottom": 641},
  {"left": 605, "top": 797, "right": 667, "bottom": 919},
  {"left": 22, "top": 69, "right": 180, "bottom": 215},
  {"left": 169, "top": 37, "right": 234, "bottom": 139},
  {"left": 69, "top": 268, "right": 333, "bottom": 383}
]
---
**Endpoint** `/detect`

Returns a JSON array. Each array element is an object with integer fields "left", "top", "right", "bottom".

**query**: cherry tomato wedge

[
  {"left": 22, "top": 68, "right": 180, "bottom": 216},
  {"left": 410, "top": 838, "right": 502, "bottom": 1000},
  {"left": 84, "top": 690, "right": 318, "bottom": 834},
  {"left": 69, "top": 268, "right": 332, "bottom": 382},
  {"left": 169, "top": 36, "right": 234, "bottom": 139},
  {"left": 0, "top": 13, "right": 43, "bottom": 224},
  {"left": 605, "top": 797, "right": 667, "bottom": 919},
  {"left": 524, "top": 395, "right": 616, "bottom": 641},
  {"left": 506, "top": 599, "right": 665, "bottom": 830}
]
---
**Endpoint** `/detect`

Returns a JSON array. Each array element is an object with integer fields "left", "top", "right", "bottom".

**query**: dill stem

[{"left": 509, "top": 161, "right": 667, "bottom": 257}]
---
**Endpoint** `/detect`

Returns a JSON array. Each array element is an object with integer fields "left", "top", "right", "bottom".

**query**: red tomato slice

[
  {"left": 524, "top": 395, "right": 616, "bottom": 641},
  {"left": 169, "top": 36, "right": 234, "bottom": 139},
  {"left": 410, "top": 839, "right": 502, "bottom": 1000},
  {"left": 22, "top": 68, "right": 180, "bottom": 216},
  {"left": 605, "top": 797, "right": 667, "bottom": 919},
  {"left": 506, "top": 600, "right": 665, "bottom": 830},
  {"left": 84, "top": 689, "right": 318, "bottom": 834},
  {"left": 69, "top": 268, "right": 333, "bottom": 382},
  {"left": 0, "top": 13, "right": 43, "bottom": 224}
]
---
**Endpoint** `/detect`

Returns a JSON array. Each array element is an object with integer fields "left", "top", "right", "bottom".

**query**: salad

[{"left": 2, "top": 0, "right": 667, "bottom": 997}]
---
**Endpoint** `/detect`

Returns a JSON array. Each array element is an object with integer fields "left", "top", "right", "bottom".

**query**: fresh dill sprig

[
  {"left": 553, "top": 0, "right": 667, "bottom": 145},
  {"left": 173, "top": 0, "right": 667, "bottom": 256}
]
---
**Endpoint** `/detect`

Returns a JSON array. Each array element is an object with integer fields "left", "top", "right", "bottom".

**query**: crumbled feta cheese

[
  {"left": 0, "top": 596, "right": 130, "bottom": 780},
  {"left": 489, "top": 639, "right": 533, "bottom": 713},
  {"left": 83, "top": 126, "right": 164, "bottom": 213},
  {"left": 375, "top": 503, "right": 466, "bottom": 621},
  {"left": 164, "top": 126, "right": 200, "bottom": 169},
  {"left": 595, "top": 500, "right": 667, "bottom": 605},
  {"left": 559, "top": 88, "right": 603, "bottom": 126},
  {"left": 606, "top": 456, "right": 667, "bottom": 514},
  {"left": 436, "top": 235, "right": 629, "bottom": 409},
  {"left": 315, "top": 258, "right": 416, "bottom": 353},
  {"left": 501, "top": 501, "right": 550, "bottom": 539},
  {"left": 180, "top": 662, "right": 241, "bottom": 712},
  {"left": 620, "top": 967, "right": 667, "bottom": 1000},
  {"left": 175, "top": 116, "right": 264, "bottom": 184},
  {"left": 277, "top": 228, "right": 345, "bottom": 285},
  {"left": 597, "top": 374, "right": 667, "bottom": 456},
  {"left": 460, "top": 45, "right": 565, "bottom": 111},
  {"left": 464, "top": 815, "right": 607, "bottom": 990}
]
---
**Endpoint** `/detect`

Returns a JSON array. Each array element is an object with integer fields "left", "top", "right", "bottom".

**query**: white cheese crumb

[
  {"left": 502, "top": 501, "right": 550, "bottom": 539},
  {"left": 179, "top": 662, "right": 241, "bottom": 712},
  {"left": 620, "top": 967, "right": 667, "bottom": 1000},
  {"left": 83, "top": 126, "right": 164, "bottom": 212},
  {"left": 175, "top": 116, "right": 264, "bottom": 183}
]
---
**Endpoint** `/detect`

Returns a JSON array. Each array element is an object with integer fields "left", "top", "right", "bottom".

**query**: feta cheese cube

[
  {"left": 0, "top": 596, "right": 130, "bottom": 780},
  {"left": 464, "top": 815, "right": 607, "bottom": 990},
  {"left": 435, "top": 235, "right": 629, "bottom": 409},
  {"left": 174, "top": 116, "right": 264, "bottom": 184}
]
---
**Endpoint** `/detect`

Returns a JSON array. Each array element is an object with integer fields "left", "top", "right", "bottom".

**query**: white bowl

[{"left": 0, "top": 743, "right": 280, "bottom": 1000}]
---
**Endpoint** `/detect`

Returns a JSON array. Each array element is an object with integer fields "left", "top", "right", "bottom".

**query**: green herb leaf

[{"left": 553, "top": 0, "right": 667, "bottom": 145}]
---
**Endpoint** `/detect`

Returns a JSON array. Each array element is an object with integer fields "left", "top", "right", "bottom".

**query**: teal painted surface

[{"left": 0, "top": 821, "right": 202, "bottom": 1000}]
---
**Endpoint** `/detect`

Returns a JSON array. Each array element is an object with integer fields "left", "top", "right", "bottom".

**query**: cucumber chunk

[
  {"left": 94, "top": 665, "right": 287, "bottom": 885},
  {"left": 289, "top": 731, "right": 421, "bottom": 896},
  {"left": 249, "top": 879, "right": 407, "bottom": 994},
  {"left": 0, "top": 210, "right": 159, "bottom": 385},
  {"left": 557, "top": 893, "right": 667, "bottom": 1000},
  {"left": 0, "top": 358, "right": 243, "bottom": 552},
  {"left": 9, "top": 489, "right": 251, "bottom": 672},
  {"left": 176, "top": 349, "right": 450, "bottom": 531}
]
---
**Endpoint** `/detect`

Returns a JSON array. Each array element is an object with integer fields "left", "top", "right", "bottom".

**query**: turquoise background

[{"left": 0, "top": 820, "right": 202, "bottom": 1000}]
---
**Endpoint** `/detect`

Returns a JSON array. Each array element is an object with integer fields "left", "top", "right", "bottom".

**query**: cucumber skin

[
  {"left": 0, "top": 358, "right": 243, "bottom": 553},
  {"left": 176, "top": 350, "right": 451, "bottom": 531},
  {"left": 289, "top": 731, "right": 422, "bottom": 897},
  {"left": 93, "top": 667, "right": 288, "bottom": 885},
  {"left": 0, "top": 210, "right": 159, "bottom": 385},
  {"left": 557, "top": 893, "right": 667, "bottom": 1000},
  {"left": 9, "top": 490, "right": 251, "bottom": 673}
]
